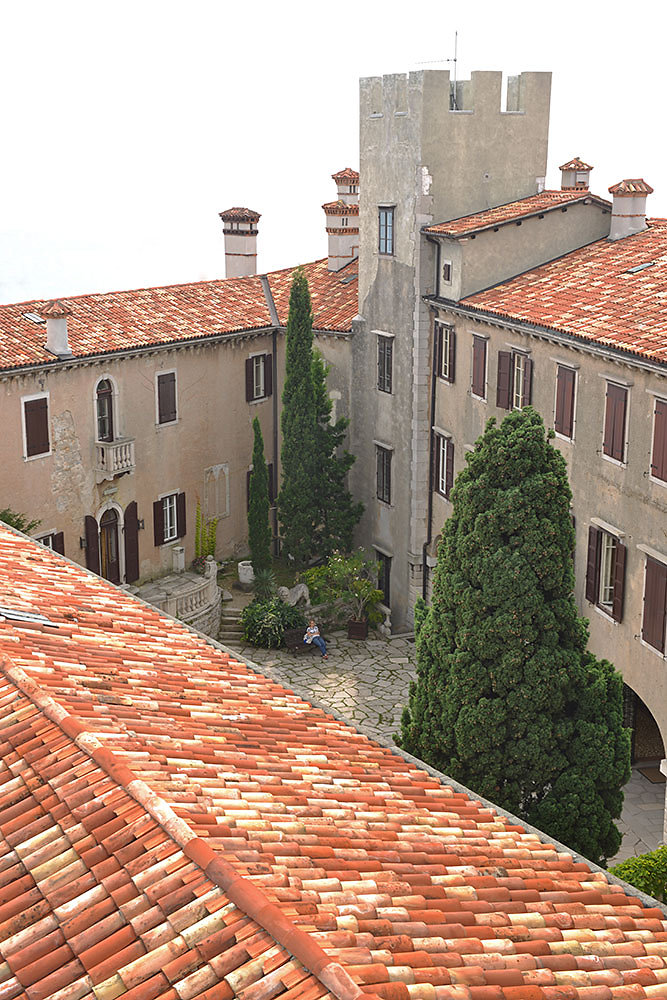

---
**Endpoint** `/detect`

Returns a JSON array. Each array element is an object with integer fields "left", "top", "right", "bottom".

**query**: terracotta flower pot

[{"left": 347, "top": 618, "right": 368, "bottom": 640}]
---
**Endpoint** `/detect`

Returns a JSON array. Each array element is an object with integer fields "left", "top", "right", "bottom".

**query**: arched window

[{"left": 96, "top": 379, "right": 114, "bottom": 442}]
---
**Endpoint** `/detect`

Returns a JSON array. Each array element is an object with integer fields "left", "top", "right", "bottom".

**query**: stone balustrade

[{"left": 95, "top": 437, "right": 136, "bottom": 482}]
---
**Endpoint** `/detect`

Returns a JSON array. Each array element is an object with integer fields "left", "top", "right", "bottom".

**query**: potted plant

[{"left": 304, "top": 550, "right": 384, "bottom": 640}]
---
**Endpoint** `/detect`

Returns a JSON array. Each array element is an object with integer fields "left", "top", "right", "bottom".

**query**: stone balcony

[
  {"left": 131, "top": 555, "right": 222, "bottom": 637},
  {"left": 95, "top": 437, "right": 136, "bottom": 482}
]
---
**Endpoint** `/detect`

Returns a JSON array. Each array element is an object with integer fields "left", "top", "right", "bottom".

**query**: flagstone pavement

[{"left": 228, "top": 629, "right": 665, "bottom": 867}]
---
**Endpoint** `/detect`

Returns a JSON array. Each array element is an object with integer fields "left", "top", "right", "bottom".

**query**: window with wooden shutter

[
  {"left": 157, "top": 372, "right": 177, "bottom": 424},
  {"left": 445, "top": 439, "right": 454, "bottom": 498},
  {"left": 264, "top": 354, "right": 273, "bottom": 398},
  {"left": 245, "top": 355, "right": 271, "bottom": 401},
  {"left": 153, "top": 499, "right": 165, "bottom": 546},
  {"left": 23, "top": 396, "right": 50, "bottom": 457},
  {"left": 642, "top": 557, "right": 667, "bottom": 653},
  {"left": 176, "top": 493, "right": 186, "bottom": 538},
  {"left": 521, "top": 357, "right": 533, "bottom": 407},
  {"left": 650, "top": 398, "right": 667, "bottom": 482},
  {"left": 377, "top": 336, "right": 393, "bottom": 393},
  {"left": 436, "top": 323, "right": 455, "bottom": 383},
  {"left": 471, "top": 337, "right": 487, "bottom": 399},
  {"left": 245, "top": 358, "right": 254, "bottom": 402},
  {"left": 96, "top": 379, "right": 114, "bottom": 441},
  {"left": 84, "top": 515, "right": 100, "bottom": 573},
  {"left": 585, "top": 523, "right": 626, "bottom": 620},
  {"left": 496, "top": 351, "right": 513, "bottom": 409},
  {"left": 603, "top": 383, "right": 628, "bottom": 462},
  {"left": 124, "top": 501, "right": 140, "bottom": 583},
  {"left": 376, "top": 446, "right": 392, "bottom": 504},
  {"left": 555, "top": 366, "right": 576, "bottom": 438}
]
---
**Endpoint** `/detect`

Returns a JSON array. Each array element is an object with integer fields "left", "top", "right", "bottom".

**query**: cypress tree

[
  {"left": 311, "top": 352, "right": 363, "bottom": 558},
  {"left": 278, "top": 268, "right": 319, "bottom": 566},
  {"left": 400, "top": 408, "right": 630, "bottom": 864},
  {"left": 248, "top": 417, "right": 272, "bottom": 572}
]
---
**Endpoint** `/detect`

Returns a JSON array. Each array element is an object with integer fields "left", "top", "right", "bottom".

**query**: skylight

[
  {"left": 0, "top": 605, "right": 59, "bottom": 627},
  {"left": 22, "top": 312, "right": 45, "bottom": 324},
  {"left": 625, "top": 261, "right": 657, "bottom": 274}
]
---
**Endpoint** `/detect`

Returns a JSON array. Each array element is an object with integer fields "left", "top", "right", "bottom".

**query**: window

[
  {"left": 377, "top": 336, "right": 393, "bottom": 393},
  {"left": 153, "top": 492, "right": 186, "bottom": 546},
  {"left": 378, "top": 207, "right": 394, "bottom": 255},
  {"left": 376, "top": 551, "right": 391, "bottom": 605},
  {"left": 496, "top": 351, "right": 532, "bottom": 410},
  {"left": 442, "top": 261, "right": 452, "bottom": 283},
  {"left": 22, "top": 394, "right": 50, "bottom": 458},
  {"left": 157, "top": 372, "right": 177, "bottom": 424},
  {"left": 554, "top": 365, "right": 576, "bottom": 439},
  {"left": 245, "top": 354, "right": 273, "bottom": 402},
  {"left": 433, "top": 434, "right": 454, "bottom": 499},
  {"left": 585, "top": 525, "right": 626, "bottom": 621},
  {"left": 602, "top": 382, "right": 628, "bottom": 463},
  {"left": 96, "top": 379, "right": 114, "bottom": 441},
  {"left": 376, "top": 446, "right": 392, "bottom": 504},
  {"left": 471, "top": 336, "right": 487, "bottom": 399},
  {"left": 642, "top": 556, "right": 667, "bottom": 653},
  {"left": 436, "top": 322, "right": 456, "bottom": 383},
  {"left": 650, "top": 398, "right": 667, "bottom": 482},
  {"left": 341, "top": 216, "right": 349, "bottom": 228},
  {"left": 36, "top": 532, "right": 64, "bottom": 554}
]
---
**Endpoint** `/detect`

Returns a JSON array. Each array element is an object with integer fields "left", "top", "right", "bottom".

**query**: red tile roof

[
  {"left": 0, "top": 258, "right": 358, "bottom": 372},
  {"left": 461, "top": 221, "right": 667, "bottom": 363},
  {"left": 322, "top": 201, "right": 360, "bottom": 216},
  {"left": 1, "top": 526, "right": 666, "bottom": 1000},
  {"left": 423, "top": 191, "right": 610, "bottom": 238},
  {"left": 332, "top": 169, "right": 360, "bottom": 184},
  {"left": 608, "top": 180, "right": 654, "bottom": 197},
  {"left": 559, "top": 159, "right": 593, "bottom": 173},
  {"left": 219, "top": 207, "right": 262, "bottom": 223}
]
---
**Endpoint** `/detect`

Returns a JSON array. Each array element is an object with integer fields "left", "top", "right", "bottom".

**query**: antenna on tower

[{"left": 417, "top": 31, "right": 459, "bottom": 109}]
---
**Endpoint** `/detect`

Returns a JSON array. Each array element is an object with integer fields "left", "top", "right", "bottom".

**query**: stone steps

[{"left": 219, "top": 606, "right": 244, "bottom": 643}]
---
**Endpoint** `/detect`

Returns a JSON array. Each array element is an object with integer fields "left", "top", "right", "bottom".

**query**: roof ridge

[{"left": 0, "top": 654, "right": 375, "bottom": 1000}]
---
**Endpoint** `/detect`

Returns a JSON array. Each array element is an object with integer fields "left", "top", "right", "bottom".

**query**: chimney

[
  {"left": 559, "top": 156, "right": 593, "bottom": 190},
  {"left": 323, "top": 168, "right": 359, "bottom": 272},
  {"left": 608, "top": 179, "right": 654, "bottom": 240},
  {"left": 40, "top": 299, "right": 72, "bottom": 358},
  {"left": 219, "top": 207, "right": 261, "bottom": 278}
]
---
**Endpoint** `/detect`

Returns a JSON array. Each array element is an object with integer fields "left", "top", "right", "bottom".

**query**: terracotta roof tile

[
  {"left": 559, "top": 159, "right": 593, "bottom": 173},
  {"left": 0, "top": 258, "right": 357, "bottom": 371},
  {"left": 423, "top": 192, "right": 609, "bottom": 238},
  {"left": 608, "top": 180, "right": 654, "bottom": 197},
  {"left": 0, "top": 526, "right": 666, "bottom": 1000},
  {"left": 332, "top": 169, "right": 360, "bottom": 184},
  {"left": 460, "top": 220, "right": 667, "bottom": 363}
]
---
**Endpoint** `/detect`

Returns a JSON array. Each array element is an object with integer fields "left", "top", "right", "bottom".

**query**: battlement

[{"left": 360, "top": 69, "right": 551, "bottom": 121}]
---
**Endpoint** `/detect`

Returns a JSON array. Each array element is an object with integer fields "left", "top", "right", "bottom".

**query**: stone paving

[{"left": 227, "top": 629, "right": 664, "bottom": 866}]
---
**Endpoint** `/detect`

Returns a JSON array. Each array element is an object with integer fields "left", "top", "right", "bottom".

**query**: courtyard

[{"left": 225, "top": 628, "right": 664, "bottom": 867}]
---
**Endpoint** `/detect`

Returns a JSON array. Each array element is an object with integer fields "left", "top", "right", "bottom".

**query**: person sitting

[{"left": 304, "top": 619, "right": 328, "bottom": 659}]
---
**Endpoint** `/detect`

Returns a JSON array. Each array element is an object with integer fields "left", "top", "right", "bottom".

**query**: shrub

[
  {"left": 610, "top": 846, "right": 667, "bottom": 901},
  {"left": 253, "top": 568, "right": 277, "bottom": 601},
  {"left": 304, "top": 550, "right": 383, "bottom": 626},
  {"left": 240, "top": 598, "right": 306, "bottom": 648}
]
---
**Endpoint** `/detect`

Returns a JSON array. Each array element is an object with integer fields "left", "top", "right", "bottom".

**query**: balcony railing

[{"left": 95, "top": 438, "right": 135, "bottom": 482}]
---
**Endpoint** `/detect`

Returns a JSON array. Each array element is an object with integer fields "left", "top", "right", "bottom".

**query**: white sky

[{"left": 1, "top": 0, "right": 665, "bottom": 304}]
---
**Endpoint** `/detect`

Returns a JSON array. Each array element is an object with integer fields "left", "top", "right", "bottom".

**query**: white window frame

[
  {"left": 155, "top": 369, "right": 179, "bottom": 426},
  {"left": 598, "top": 531, "right": 618, "bottom": 609},
  {"left": 438, "top": 435, "right": 448, "bottom": 496},
  {"left": 437, "top": 322, "right": 452, "bottom": 382},
  {"left": 552, "top": 363, "right": 578, "bottom": 443},
  {"left": 160, "top": 491, "right": 178, "bottom": 542},
  {"left": 512, "top": 352, "right": 526, "bottom": 410},
  {"left": 253, "top": 355, "right": 265, "bottom": 400},
  {"left": 21, "top": 391, "right": 52, "bottom": 461},
  {"left": 35, "top": 531, "right": 57, "bottom": 549}
]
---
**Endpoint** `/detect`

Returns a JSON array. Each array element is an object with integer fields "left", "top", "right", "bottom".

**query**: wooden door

[{"left": 100, "top": 508, "right": 120, "bottom": 583}]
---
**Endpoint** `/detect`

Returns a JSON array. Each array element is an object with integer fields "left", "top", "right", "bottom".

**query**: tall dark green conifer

[
  {"left": 278, "top": 268, "right": 318, "bottom": 566},
  {"left": 311, "top": 352, "right": 363, "bottom": 558},
  {"left": 400, "top": 408, "right": 630, "bottom": 864},
  {"left": 247, "top": 417, "right": 271, "bottom": 572}
]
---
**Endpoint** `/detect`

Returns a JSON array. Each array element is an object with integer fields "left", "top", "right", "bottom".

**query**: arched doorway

[
  {"left": 99, "top": 508, "right": 120, "bottom": 583},
  {"left": 623, "top": 683, "right": 665, "bottom": 768}
]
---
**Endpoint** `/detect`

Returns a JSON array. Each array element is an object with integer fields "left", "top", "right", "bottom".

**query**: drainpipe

[{"left": 422, "top": 314, "right": 439, "bottom": 600}]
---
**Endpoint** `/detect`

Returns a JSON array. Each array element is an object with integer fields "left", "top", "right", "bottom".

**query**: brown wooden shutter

[
  {"left": 158, "top": 373, "right": 176, "bottom": 423},
  {"left": 445, "top": 439, "right": 454, "bottom": 498},
  {"left": 447, "top": 329, "right": 456, "bottom": 384},
  {"left": 52, "top": 531, "right": 65, "bottom": 555},
  {"left": 386, "top": 451, "right": 391, "bottom": 503},
  {"left": 585, "top": 525, "right": 601, "bottom": 604},
  {"left": 496, "top": 351, "right": 512, "bottom": 409},
  {"left": 24, "top": 397, "right": 50, "bottom": 457},
  {"left": 84, "top": 515, "right": 100, "bottom": 573},
  {"left": 264, "top": 355, "right": 273, "bottom": 398},
  {"left": 611, "top": 540, "right": 626, "bottom": 622},
  {"left": 522, "top": 357, "right": 533, "bottom": 407},
  {"left": 555, "top": 366, "right": 575, "bottom": 437},
  {"left": 245, "top": 358, "right": 254, "bottom": 401},
  {"left": 651, "top": 399, "right": 667, "bottom": 481},
  {"left": 604, "top": 384, "right": 627, "bottom": 461},
  {"left": 176, "top": 493, "right": 186, "bottom": 538},
  {"left": 124, "top": 501, "right": 140, "bottom": 583},
  {"left": 642, "top": 557, "right": 667, "bottom": 653},
  {"left": 153, "top": 499, "right": 164, "bottom": 547},
  {"left": 472, "top": 337, "right": 486, "bottom": 397}
]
